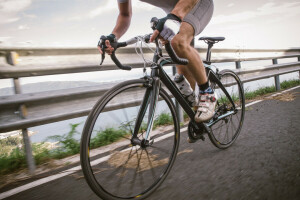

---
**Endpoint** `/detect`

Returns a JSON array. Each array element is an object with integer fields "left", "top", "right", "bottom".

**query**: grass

[
  {"left": 245, "top": 86, "right": 276, "bottom": 100},
  {"left": 153, "top": 113, "right": 173, "bottom": 128},
  {"left": 0, "top": 141, "right": 54, "bottom": 175},
  {"left": 0, "top": 113, "right": 173, "bottom": 175},
  {"left": 46, "top": 123, "right": 81, "bottom": 159},
  {"left": 280, "top": 79, "right": 300, "bottom": 89},
  {"left": 90, "top": 128, "right": 128, "bottom": 149},
  {"left": 244, "top": 79, "right": 300, "bottom": 100},
  {"left": 0, "top": 148, "right": 26, "bottom": 175},
  {"left": 0, "top": 79, "right": 299, "bottom": 175}
]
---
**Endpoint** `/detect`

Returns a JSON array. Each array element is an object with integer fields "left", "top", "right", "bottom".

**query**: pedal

[
  {"left": 199, "top": 135, "right": 205, "bottom": 141},
  {"left": 187, "top": 121, "right": 205, "bottom": 143}
]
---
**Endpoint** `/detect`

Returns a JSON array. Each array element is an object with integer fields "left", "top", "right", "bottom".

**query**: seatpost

[{"left": 206, "top": 42, "right": 214, "bottom": 63}]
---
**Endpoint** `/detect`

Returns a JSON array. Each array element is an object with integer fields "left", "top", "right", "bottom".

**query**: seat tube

[
  {"left": 145, "top": 77, "right": 161, "bottom": 140},
  {"left": 206, "top": 42, "right": 214, "bottom": 62}
]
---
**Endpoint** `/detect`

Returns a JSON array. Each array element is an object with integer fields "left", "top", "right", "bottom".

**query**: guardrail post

[
  {"left": 172, "top": 66, "right": 184, "bottom": 123},
  {"left": 13, "top": 78, "right": 36, "bottom": 175},
  {"left": 235, "top": 61, "right": 241, "bottom": 69},
  {"left": 272, "top": 59, "right": 280, "bottom": 91},
  {"left": 298, "top": 56, "right": 300, "bottom": 79}
]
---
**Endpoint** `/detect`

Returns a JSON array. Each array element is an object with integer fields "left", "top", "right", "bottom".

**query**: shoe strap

[
  {"left": 199, "top": 94, "right": 216, "bottom": 102},
  {"left": 198, "top": 106, "right": 208, "bottom": 112}
]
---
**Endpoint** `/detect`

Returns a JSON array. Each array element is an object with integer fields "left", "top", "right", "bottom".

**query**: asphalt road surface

[{"left": 1, "top": 87, "right": 300, "bottom": 200}]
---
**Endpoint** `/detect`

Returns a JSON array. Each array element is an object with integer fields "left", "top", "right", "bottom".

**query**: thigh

[{"left": 183, "top": 0, "right": 214, "bottom": 35}]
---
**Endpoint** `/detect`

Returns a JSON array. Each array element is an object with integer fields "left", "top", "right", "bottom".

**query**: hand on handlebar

[
  {"left": 150, "top": 13, "right": 181, "bottom": 43},
  {"left": 158, "top": 36, "right": 169, "bottom": 46},
  {"left": 97, "top": 40, "right": 114, "bottom": 55},
  {"left": 97, "top": 34, "right": 117, "bottom": 55}
]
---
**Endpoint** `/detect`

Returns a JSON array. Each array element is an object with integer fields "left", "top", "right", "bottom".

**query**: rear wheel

[
  {"left": 80, "top": 79, "right": 180, "bottom": 200},
  {"left": 208, "top": 70, "right": 245, "bottom": 149}
]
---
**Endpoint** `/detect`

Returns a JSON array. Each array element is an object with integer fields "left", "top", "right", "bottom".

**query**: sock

[
  {"left": 198, "top": 82, "right": 214, "bottom": 94},
  {"left": 198, "top": 81, "right": 209, "bottom": 91},
  {"left": 201, "top": 87, "right": 214, "bottom": 94}
]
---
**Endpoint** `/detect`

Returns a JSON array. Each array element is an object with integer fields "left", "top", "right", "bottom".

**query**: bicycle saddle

[{"left": 199, "top": 37, "right": 225, "bottom": 42}]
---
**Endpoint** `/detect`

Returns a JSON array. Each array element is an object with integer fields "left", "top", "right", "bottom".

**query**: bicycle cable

[
  {"left": 134, "top": 35, "right": 169, "bottom": 76},
  {"left": 135, "top": 36, "right": 153, "bottom": 75}
]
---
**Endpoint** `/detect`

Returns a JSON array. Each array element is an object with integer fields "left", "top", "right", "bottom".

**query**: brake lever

[
  {"left": 99, "top": 35, "right": 107, "bottom": 65},
  {"left": 100, "top": 45, "right": 105, "bottom": 65}
]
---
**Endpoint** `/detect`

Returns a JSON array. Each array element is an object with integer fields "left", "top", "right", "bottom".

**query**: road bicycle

[{"left": 80, "top": 18, "right": 245, "bottom": 200}]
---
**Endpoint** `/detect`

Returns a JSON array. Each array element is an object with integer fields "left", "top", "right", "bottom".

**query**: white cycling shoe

[{"left": 194, "top": 92, "right": 217, "bottom": 123}]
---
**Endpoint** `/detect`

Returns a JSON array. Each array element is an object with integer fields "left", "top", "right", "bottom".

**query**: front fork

[{"left": 131, "top": 77, "right": 160, "bottom": 147}]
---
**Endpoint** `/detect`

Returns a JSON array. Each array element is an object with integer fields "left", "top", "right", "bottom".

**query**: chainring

[{"left": 187, "top": 121, "right": 205, "bottom": 141}]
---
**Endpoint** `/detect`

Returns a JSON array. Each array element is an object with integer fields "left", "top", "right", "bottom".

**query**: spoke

[
  {"left": 213, "top": 120, "right": 223, "bottom": 140},
  {"left": 223, "top": 120, "right": 230, "bottom": 143},
  {"left": 234, "top": 111, "right": 241, "bottom": 122},
  {"left": 137, "top": 152, "right": 146, "bottom": 193},
  {"left": 230, "top": 117, "right": 235, "bottom": 139},
  {"left": 145, "top": 148, "right": 157, "bottom": 180},
  {"left": 129, "top": 147, "right": 143, "bottom": 193},
  {"left": 137, "top": 148, "right": 143, "bottom": 171},
  {"left": 114, "top": 149, "right": 134, "bottom": 194},
  {"left": 212, "top": 120, "right": 226, "bottom": 139},
  {"left": 231, "top": 116, "right": 238, "bottom": 136},
  {"left": 120, "top": 135, "right": 131, "bottom": 141},
  {"left": 101, "top": 147, "right": 136, "bottom": 182}
]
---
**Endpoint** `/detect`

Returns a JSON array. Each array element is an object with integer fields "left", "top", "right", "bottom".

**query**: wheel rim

[
  {"left": 82, "top": 82, "right": 179, "bottom": 199},
  {"left": 210, "top": 71, "right": 245, "bottom": 147}
]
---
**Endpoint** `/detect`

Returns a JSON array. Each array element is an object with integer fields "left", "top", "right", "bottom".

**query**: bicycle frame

[{"left": 132, "top": 58, "right": 237, "bottom": 144}]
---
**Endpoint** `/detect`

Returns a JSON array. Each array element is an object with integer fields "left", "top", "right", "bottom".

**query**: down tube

[{"left": 158, "top": 68, "right": 195, "bottom": 119}]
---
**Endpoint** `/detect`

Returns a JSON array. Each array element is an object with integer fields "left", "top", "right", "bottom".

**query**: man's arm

[
  {"left": 112, "top": 0, "right": 132, "bottom": 40},
  {"left": 150, "top": 0, "right": 198, "bottom": 42},
  {"left": 98, "top": 1, "right": 132, "bottom": 55}
]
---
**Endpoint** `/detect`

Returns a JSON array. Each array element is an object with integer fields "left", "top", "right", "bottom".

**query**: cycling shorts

[
  {"left": 184, "top": 0, "right": 214, "bottom": 35},
  {"left": 118, "top": 0, "right": 214, "bottom": 35}
]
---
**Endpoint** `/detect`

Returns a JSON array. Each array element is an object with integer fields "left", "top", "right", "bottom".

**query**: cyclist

[{"left": 98, "top": 0, "right": 215, "bottom": 126}]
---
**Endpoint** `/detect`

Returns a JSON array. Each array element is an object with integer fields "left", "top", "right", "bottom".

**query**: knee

[{"left": 171, "top": 36, "right": 189, "bottom": 53}]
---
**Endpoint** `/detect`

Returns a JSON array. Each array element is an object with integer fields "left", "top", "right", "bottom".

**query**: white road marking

[
  {"left": 245, "top": 100, "right": 263, "bottom": 107},
  {"left": 0, "top": 85, "right": 299, "bottom": 199},
  {"left": 0, "top": 127, "right": 187, "bottom": 200},
  {"left": 245, "top": 85, "right": 300, "bottom": 108}
]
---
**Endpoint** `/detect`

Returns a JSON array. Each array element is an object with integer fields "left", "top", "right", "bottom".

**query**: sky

[{"left": 0, "top": 0, "right": 300, "bottom": 48}]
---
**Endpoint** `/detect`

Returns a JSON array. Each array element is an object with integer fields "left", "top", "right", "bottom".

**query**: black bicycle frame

[{"left": 131, "top": 49, "right": 237, "bottom": 143}]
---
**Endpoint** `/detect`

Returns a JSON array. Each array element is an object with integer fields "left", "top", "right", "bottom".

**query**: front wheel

[
  {"left": 80, "top": 79, "right": 180, "bottom": 200},
  {"left": 208, "top": 70, "right": 245, "bottom": 149}
]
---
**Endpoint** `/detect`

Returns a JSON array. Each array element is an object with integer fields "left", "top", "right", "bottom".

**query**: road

[{"left": 1, "top": 87, "right": 300, "bottom": 200}]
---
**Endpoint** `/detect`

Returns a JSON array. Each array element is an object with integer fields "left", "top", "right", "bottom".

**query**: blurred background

[
  {"left": 0, "top": 1, "right": 299, "bottom": 199},
  {"left": 0, "top": 0, "right": 300, "bottom": 48}
]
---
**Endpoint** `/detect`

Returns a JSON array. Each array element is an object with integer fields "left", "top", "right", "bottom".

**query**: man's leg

[
  {"left": 171, "top": 22, "right": 216, "bottom": 123},
  {"left": 172, "top": 22, "right": 207, "bottom": 88},
  {"left": 176, "top": 65, "right": 196, "bottom": 90}
]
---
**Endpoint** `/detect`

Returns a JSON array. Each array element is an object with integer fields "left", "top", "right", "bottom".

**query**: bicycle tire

[
  {"left": 80, "top": 79, "right": 180, "bottom": 200},
  {"left": 208, "top": 69, "right": 245, "bottom": 149}
]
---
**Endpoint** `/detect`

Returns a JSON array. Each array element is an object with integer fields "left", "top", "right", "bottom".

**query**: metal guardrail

[{"left": 0, "top": 47, "right": 300, "bottom": 174}]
